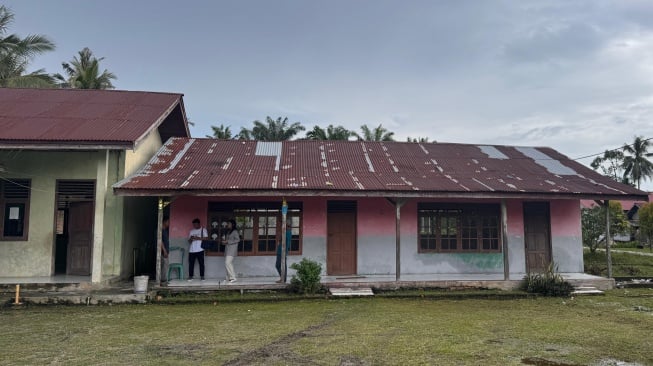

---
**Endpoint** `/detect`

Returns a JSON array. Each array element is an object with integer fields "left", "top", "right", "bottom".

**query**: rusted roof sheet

[
  {"left": 113, "top": 138, "right": 650, "bottom": 200},
  {"left": 0, "top": 88, "right": 184, "bottom": 148}
]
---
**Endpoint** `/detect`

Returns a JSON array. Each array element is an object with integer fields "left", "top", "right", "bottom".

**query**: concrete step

[
  {"left": 329, "top": 287, "right": 374, "bottom": 297},
  {"left": 572, "top": 286, "right": 604, "bottom": 296},
  {"left": 4, "top": 289, "right": 150, "bottom": 305}
]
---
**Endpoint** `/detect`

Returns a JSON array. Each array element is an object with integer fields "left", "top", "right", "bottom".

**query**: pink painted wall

[
  {"left": 170, "top": 196, "right": 208, "bottom": 237},
  {"left": 550, "top": 199, "right": 581, "bottom": 237},
  {"left": 506, "top": 200, "right": 524, "bottom": 236},
  {"left": 400, "top": 201, "right": 418, "bottom": 234},
  {"left": 169, "top": 195, "right": 327, "bottom": 239},
  {"left": 169, "top": 196, "right": 581, "bottom": 241},
  {"left": 358, "top": 198, "right": 397, "bottom": 236},
  {"left": 302, "top": 197, "right": 326, "bottom": 237}
]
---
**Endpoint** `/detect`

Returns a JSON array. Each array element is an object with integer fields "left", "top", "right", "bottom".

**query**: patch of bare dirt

[
  {"left": 223, "top": 322, "right": 330, "bottom": 366},
  {"left": 145, "top": 343, "right": 210, "bottom": 362}
]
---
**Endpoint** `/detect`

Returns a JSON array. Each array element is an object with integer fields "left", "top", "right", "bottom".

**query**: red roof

[
  {"left": 113, "top": 138, "right": 650, "bottom": 200},
  {"left": 0, "top": 88, "right": 187, "bottom": 148}
]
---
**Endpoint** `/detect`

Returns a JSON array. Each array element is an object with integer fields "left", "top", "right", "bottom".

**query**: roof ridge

[{"left": 0, "top": 87, "right": 183, "bottom": 97}]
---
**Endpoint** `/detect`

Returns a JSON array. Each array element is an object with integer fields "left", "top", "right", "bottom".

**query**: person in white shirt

[
  {"left": 221, "top": 219, "right": 240, "bottom": 283},
  {"left": 187, "top": 218, "right": 208, "bottom": 281}
]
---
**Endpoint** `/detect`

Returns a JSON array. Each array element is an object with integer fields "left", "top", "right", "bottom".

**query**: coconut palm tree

[
  {"left": 206, "top": 124, "right": 233, "bottom": 139},
  {"left": 54, "top": 47, "right": 116, "bottom": 89},
  {"left": 0, "top": 5, "right": 56, "bottom": 88},
  {"left": 354, "top": 124, "right": 395, "bottom": 141},
  {"left": 306, "top": 125, "right": 353, "bottom": 140},
  {"left": 622, "top": 136, "right": 653, "bottom": 190},
  {"left": 238, "top": 116, "right": 305, "bottom": 141}
]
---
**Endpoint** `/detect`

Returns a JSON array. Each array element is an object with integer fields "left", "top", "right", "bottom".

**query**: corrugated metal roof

[
  {"left": 0, "top": 88, "right": 184, "bottom": 147},
  {"left": 113, "top": 138, "right": 650, "bottom": 200}
]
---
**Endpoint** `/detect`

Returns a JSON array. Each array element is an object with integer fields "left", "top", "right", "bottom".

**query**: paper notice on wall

[{"left": 8, "top": 207, "right": 20, "bottom": 220}]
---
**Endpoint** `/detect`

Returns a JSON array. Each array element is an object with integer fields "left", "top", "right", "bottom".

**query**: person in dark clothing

[{"left": 159, "top": 217, "right": 170, "bottom": 282}]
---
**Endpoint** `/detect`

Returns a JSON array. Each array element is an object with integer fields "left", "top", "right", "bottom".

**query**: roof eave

[
  {"left": 132, "top": 97, "right": 184, "bottom": 150},
  {"left": 0, "top": 142, "right": 133, "bottom": 150},
  {"left": 112, "top": 188, "right": 650, "bottom": 202}
]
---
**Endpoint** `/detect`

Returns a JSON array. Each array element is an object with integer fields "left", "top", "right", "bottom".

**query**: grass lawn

[
  {"left": 584, "top": 250, "right": 653, "bottom": 277},
  {"left": 1, "top": 289, "right": 653, "bottom": 365}
]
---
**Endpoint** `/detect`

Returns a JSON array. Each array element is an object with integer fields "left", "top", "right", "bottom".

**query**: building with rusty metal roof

[
  {"left": 115, "top": 138, "right": 646, "bottom": 200},
  {"left": 114, "top": 138, "right": 648, "bottom": 290},
  {"left": 0, "top": 88, "right": 189, "bottom": 285}
]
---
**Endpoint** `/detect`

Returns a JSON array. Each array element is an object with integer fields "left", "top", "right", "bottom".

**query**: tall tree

[
  {"left": 54, "top": 47, "right": 116, "bottom": 89},
  {"left": 590, "top": 149, "right": 631, "bottom": 185},
  {"left": 581, "top": 202, "right": 629, "bottom": 253},
  {"left": 0, "top": 5, "right": 56, "bottom": 88},
  {"left": 206, "top": 124, "right": 233, "bottom": 139},
  {"left": 238, "top": 116, "right": 305, "bottom": 141},
  {"left": 622, "top": 136, "right": 653, "bottom": 190},
  {"left": 638, "top": 203, "right": 653, "bottom": 250},
  {"left": 306, "top": 125, "right": 353, "bottom": 140},
  {"left": 354, "top": 124, "right": 395, "bottom": 141}
]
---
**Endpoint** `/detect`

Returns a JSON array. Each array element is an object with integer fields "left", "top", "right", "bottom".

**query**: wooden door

[
  {"left": 327, "top": 212, "right": 357, "bottom": 275},
  {"left": 67, "top": 202, "right": 94, "bottom": 275},
  {"left": 524, "top": 202, "right": 551, "bottom": 273}
]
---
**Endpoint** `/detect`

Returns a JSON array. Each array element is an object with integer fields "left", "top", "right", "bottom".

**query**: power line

[{"left": 573, "top": 136, "right": 653, "bottom": 161}]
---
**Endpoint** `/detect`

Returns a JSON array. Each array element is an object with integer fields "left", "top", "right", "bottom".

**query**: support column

[
  {"left": 604, "top": 200, "right": 612, "bottom": 278},
  {"left": 281, "top": 198, "right": 288, "bottom": 283},
  {"left": 386, "top": 198, "right": 407, "bottom": 282},
  {"left": 501, "top": 199, "right": 510, "bottom": 280},
  {"left": 155, "top": 197, "right": 163, "bottom": 286},
  {"left": 91, "top": 150, "right": 109, "bottom": 283}
]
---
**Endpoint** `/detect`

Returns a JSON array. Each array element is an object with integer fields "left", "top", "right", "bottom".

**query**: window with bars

[
  {"left": 207, "top": 202, "right": 302, "bottom": 256},
  {"left": 0, "top": 179, "right": 31, "bottom": 241},
  {"left": 418, "top": 204, "right": 500, "bottom": 253}
]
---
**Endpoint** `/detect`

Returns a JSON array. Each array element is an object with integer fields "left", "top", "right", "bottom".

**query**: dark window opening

[
  {"left": 207, "top": 202, "right": 303, "bottom": 256},
  {"left": 418, "top": 203, "right": 501, "bottom": 253},
  {"left": 0, "top": 179, "right": 30, "bottom": 240}
]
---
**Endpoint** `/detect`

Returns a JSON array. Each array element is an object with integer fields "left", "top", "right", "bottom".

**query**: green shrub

[
  {"left": 521, "top": 263, "right": 574, "bottom": 297},
  {"left": 584, "top": 262, "right": 606, "bottom": 276},
  {"left": 289, "top": 258, "right": 323, "bottom": 294}
]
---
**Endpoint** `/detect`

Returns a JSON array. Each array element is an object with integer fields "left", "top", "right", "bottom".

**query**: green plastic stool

[{"left": 167, "top": 246, "right": 185, "bottom": 280}]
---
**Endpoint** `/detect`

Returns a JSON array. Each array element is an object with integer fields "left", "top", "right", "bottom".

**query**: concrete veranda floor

[
  {"left": 0, "top": 272, "right": 613, "bottom": 305},
  {"left": 0, "top": 272, "right": 609, "bottom": 288},
  {"left": 162, "top": 272, "right": 613, "bottom": 291}
]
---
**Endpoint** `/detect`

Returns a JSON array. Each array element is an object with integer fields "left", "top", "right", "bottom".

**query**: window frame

[
  {"left": 417, "top": 203, "right": 501, "bottom": 254},
  {"left": 206, "top": 201, "right": 303, "bottom": 256},
  {"left": 0, "top": 179, "right": 31, "bottom": 241}
]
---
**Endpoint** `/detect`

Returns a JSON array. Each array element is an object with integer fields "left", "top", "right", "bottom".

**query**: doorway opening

[
  {"left": 54, "top": 180, "right": 95, "bottom": 275},
  {"left": 326, "top": 200, "right": 357, "bottom": 275},
  {"left": 523, "top": 202, "right": 552, "bottom": 273}
]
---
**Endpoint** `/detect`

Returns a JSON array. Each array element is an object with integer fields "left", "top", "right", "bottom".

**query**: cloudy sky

[{"left": 5, "top": 1, "right": 653, "bottom": 189}]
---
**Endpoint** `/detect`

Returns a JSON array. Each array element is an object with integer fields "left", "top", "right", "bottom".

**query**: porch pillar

[
  {"left": 281, "top": 198, "right": 288, "bottom": 283},
  {"left": 155, "top": 197, "right": 163, "bottom": 286},
  {"left": 386, "top": 198, "right": 407, "bottom": 282},
  {"left": 604, "top": 200, "right": 612, "bottom": 278},
  {"left": 91, "top": 150, "right": 109, "bottom": 283},
  {"left": 501, "top": 199, "right": 509, "bottom": 280}
]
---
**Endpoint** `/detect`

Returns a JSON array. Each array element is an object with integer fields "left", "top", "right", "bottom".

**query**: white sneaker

[{"left": 229, "top": 279, "right": 237, "bottom": 283}]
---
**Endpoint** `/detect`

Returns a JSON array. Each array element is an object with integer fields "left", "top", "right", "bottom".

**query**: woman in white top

[{"left": 221, "top": 219, "right": 240, "bottom": 283}]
